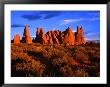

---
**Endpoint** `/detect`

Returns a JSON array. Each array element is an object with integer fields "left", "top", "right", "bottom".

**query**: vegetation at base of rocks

[{"left": 11, "top": 42, "right": 100, "bottom": 77}]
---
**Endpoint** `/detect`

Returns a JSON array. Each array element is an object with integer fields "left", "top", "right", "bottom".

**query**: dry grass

[{"left": 11, "top": 42, "right": 100, "bottom": 77}]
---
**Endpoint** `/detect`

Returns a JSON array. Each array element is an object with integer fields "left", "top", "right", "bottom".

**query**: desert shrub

[
  {"left": 11, "top": 42, "right": 100, "bottom": 77},
  {"left": 52, "top": 57, "right": 68, "bottom": 68},
  {"left": 74, "top": 68, "right": 89, "bottom": 77},
  {"left": 85, "top": 66, "right": 99, "bottom": 77},
  {"left": 85, "top": 41, "right": 100, "bottom": 47},
  {"left": 12, "top": 57, "right": 46, "bottom": 77},
  {"left": 88, "top": 49, "right": 100, "bottom": 63},
  {"left": 11, "top": 52, "right": 32, "bottom": 62},
  {"left": 51, "top": 49, "right": 65, "bottom": 58},
  {"left": 41, "top": 47, "right": 66, "bottom": 61},
  {"left": 60, "top": 65, "right": 74, "bottom": 76},
  {"left": 74, "top": 49, "right": 89, "bottom": 64},
  {"left": 11, "top": 44, "right": 23, "bottom": 53}
]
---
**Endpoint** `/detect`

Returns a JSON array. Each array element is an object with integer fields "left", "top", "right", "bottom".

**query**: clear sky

[{"left": 11, "top": 11, "right": 100, "bottom": 41}]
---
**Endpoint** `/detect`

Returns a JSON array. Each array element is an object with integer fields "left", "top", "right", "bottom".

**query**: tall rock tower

[
  {"left": 75, "top": 26, "right": 86, "bottom": 45},
  {"left": 22, "top": 24, "right": 32, "bottom": 44}
]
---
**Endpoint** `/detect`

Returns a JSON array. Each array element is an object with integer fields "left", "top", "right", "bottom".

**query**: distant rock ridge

[{"left": 13, "top": 24, "right": 86, "bottom": 45}]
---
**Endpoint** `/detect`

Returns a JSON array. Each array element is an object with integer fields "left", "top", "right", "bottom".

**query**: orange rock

[
  {"left": 22, "top": 24, "right": 32, "bottom": 44},
  {"left": 48, "top": 31, "right": 53, "bottom": 44},
  {"left": 75, "top": 26, "right": 86, "bottom": 45},
  {"left": 53, "top": 34, "right": 60, "bottom": 45},
  {"left": 37, "top": 27, "right": 41, "bottom": 36},
  {"left": 34, "top": 26, "right": 86, "bottom": 45},
  {"left": 35, "top": 27, "right": 48, "bottom": 44},
  {"left": 14, "top": 34, "right": 20, "bottom": 44},
  {"left": 35, "top": 27, "right": 41, "bottom": 43},
  {"left": 41, "top": 28, "right": 48, "bottom": 44},
  {"left": 61, "top": 27, "right": 75, "bottom": 45}
]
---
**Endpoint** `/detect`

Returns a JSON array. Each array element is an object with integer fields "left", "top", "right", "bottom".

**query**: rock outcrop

[
  {"left": 45, "top": 31, "right": 53, "bottom": 44},
  {"left": 53, "top": 34, "right": 60, "bottom": 45},
  {"left": 12, "top": 24, "right": 86, "bottom": 45},
  {"left": 22, "top": 24, "right": 32, "bottom": 44},
  {"left": 61, "top": 27, "right": 75, "bottom": 45},
  {"left": 13, "top": 34, "right": 20, "bottom": 44},
  {"left": 35, "top": 27, "right": 48, "bottom": 44},
  {"left": 75, "top": 26, "right": 86, "bottom": 45},
  {"left": 35, "top": 26, "right": 85, "bottom": 45}
]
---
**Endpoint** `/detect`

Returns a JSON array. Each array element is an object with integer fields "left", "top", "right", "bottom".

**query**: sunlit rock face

[
  {"left": 13, "top": 24, "right": 86, "bottom": 45},
  {"left": 35, "top": 27, "right": 48, "bottom": 44},
  {"left": 75, "top": 26, "right": 86, "bottom": 45},
  {"left": 35, "top": 26, "right": 86, "bottom": 45},
  {"left": 22, "top": 24, "right": 32, "bottom": 44},
  {"left": 14, "top": 34, "right": 20, "bottom": 44},
  {"left": 61, "top": 27, "right": 75, "bottom": 45}
]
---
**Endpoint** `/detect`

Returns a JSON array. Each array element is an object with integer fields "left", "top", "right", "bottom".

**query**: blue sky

[{"left": 11, "top": 11, "right": 100, "bottom": 40}]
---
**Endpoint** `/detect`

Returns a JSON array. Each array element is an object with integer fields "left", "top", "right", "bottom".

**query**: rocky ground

[{"left": 11, "top": 42, "right": 100, "bottom": 77}]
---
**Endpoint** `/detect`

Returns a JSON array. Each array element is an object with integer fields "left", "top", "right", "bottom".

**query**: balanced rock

[
  {"left": 22, "top": 24, "right": 32, "bottom": 44},
  {"left": 14, "top": 34, "right": 20, "bottom": 44}
]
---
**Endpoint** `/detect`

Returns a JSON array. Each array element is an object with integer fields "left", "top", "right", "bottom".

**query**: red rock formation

[
  {"left": 35, "top": 26, "right": 86, "bottom": 45},
  {"left": 46, "top": 31, "right": 53, "bottom": 44},
  {"left": 75, "top": 26, "right": 86, "bottom": 45},
  {"left": 41, "top": 28, "right": 48, "bottom": 44},
  {"left": 35, "top": 27, "right": 47, "bottom": 44},
  {"left": 26, "top": 25, "right": 86, "bottom": 45},
  {"left": 61, "top": 27, "right": 75, "bottom": 45},
  {"left": 35, "top": 27, "right": 41, "bottom": 43},
  {"left": 53, "top": 34, "right": 60, "bottom": 45},
  {"left": 14, "top": 34, "right": 20, "bottom": 44},
  {"left": 45, "top": 30, "right": 61, "bottom": 44},
  {"left": 22, "top": 24, "right": 32, "bottom": 44}
]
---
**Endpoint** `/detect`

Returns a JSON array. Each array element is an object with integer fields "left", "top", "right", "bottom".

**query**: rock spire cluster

[{"left": 13, "top": 24, "right": 86, "bottom": 45}]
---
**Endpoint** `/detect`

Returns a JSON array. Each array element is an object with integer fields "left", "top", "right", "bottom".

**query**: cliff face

[{"left": 12, "top": 25, "right": 86, "bottom": 45}]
